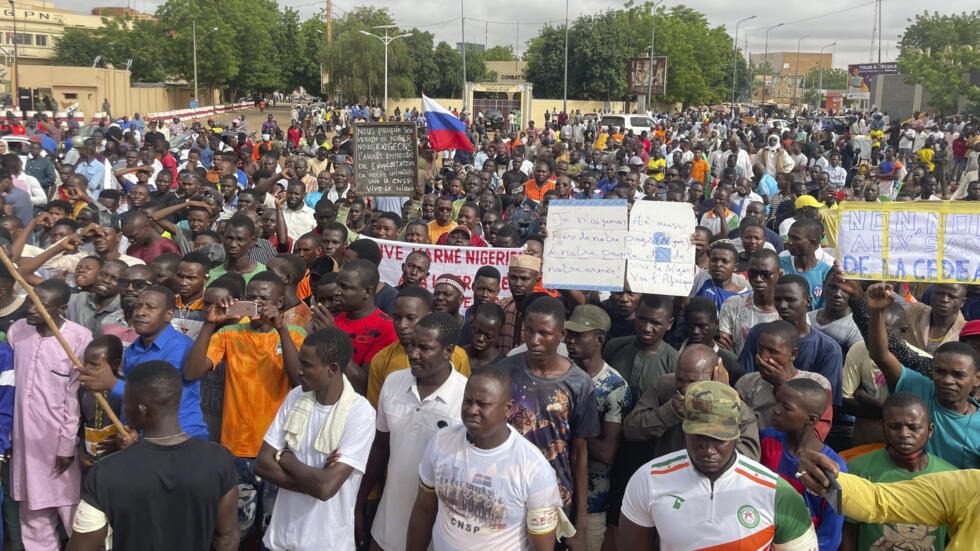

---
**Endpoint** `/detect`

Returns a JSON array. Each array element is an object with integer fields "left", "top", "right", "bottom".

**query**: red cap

[{"left": 959, "top": 320, "right": 980, "bottom": 338}]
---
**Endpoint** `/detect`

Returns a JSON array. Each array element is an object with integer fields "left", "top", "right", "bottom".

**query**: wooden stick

[{"left": 0, "top": 247, "right": 127, "bottom": 433}]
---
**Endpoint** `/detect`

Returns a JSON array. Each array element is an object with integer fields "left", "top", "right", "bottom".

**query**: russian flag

[{"left": 423, "top": 94, "right": 474, "bottom": 152}]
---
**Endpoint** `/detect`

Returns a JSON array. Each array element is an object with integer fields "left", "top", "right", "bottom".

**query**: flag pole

[{"left": 0, "top": 247, "right": 126, "bottom": 433}]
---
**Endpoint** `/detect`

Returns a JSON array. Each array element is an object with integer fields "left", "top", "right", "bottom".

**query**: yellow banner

[{"left": 835, "top": 201, "right": 980, "bottom": 284}]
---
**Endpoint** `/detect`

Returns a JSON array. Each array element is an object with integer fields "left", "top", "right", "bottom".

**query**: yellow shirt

[
  {"left": 840, "top": 470, "right": 980, "bottom": 551},
  {"left": 366, "top": 341, "right": 471, "bottom": 407},
  {"left": 647, "top": 158, "right": 666, "bottom": 181},
  {"left": 917, "top": 148, "right": 935, "bottom": 172},
  {"left": 427, "top": 220, "right": 456, "bottom": 245},
  {"left": 594, "top": 133, "right": 609, "bottom": 151}
]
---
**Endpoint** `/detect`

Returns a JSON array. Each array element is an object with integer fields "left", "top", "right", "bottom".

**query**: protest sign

[
  {"left": 543, "top": 199, "right": 628, "bottom": 292},
  {"left": 353, "top": 122, "right": 418, "bottom": 196},
  {"left": 373, "top": 238, "right": 524, "bottom": 310},
  {"left": 627, "top": 201, "right": 697, "bottom": 296},
  {"left": 836, "top": 202, "right": 980, "bottom": 284}
]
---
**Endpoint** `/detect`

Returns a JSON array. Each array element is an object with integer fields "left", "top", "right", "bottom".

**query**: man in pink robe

[{"left": 9, "top": 280, "right": 90, "bottom": 550}]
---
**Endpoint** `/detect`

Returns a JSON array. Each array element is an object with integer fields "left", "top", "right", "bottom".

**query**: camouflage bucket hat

[{"left": 682, "top": 381, "right": 742, "bottom": 441}]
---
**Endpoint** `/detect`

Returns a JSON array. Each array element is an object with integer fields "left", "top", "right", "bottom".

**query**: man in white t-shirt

[
  {"left": 360, "top": 313, "right": 468, "bottom": 551},
  {"left": 256, "top": 328, "right": 376, "bottom": 551},
  {"left": 407, "top": 369, "right": 567, "bottom": 551}
]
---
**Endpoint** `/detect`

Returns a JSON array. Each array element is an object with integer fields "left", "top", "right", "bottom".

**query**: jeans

[{"left": 234, "top": 457, "right": 278, "bottom": 543}]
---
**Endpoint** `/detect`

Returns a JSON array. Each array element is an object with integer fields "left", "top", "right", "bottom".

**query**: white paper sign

[
  {"left": 627, "top": 201, "right": 697, "bottom": 296},
  {"left": 543, "top": 199, "right": 628, "bottom": 291}
]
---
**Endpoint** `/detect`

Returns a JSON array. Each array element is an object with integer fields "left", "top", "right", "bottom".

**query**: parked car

[
  {"left": 599, "top": 114, "right": 655, "bottom": 135},
  {"left": 482, "top": 109, "right": 505, "bottom": 131},
  {"left": 816, "top": 116, "right": 849, "bottom": 134}
]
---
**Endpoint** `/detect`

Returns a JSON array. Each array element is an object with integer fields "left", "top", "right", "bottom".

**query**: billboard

[
  {"left": 628, "top": 56, "right": 668, "bottom": 96},
  {"left": 847, "top": 62, "right": 899, "bottom": 100}
]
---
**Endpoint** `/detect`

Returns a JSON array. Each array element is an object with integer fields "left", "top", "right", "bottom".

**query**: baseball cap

[
  {"left": 565, "top": 305, "right": 611, "bottom": 333},
  {"left": 682, "top": 381, "right": 742, "bottom": 441},
  {"left": 629, "top": 155, "right": 644, "bottom": 166},
  {"left": 794, "top": 195, "right": 824, "bottom": 210},
  {"left": 960, "top": 320, "right": 980, "bottom": 338},
  {"left": 616, "top": 165, "right": 630, "bottom": 174},
  {"left": 448, "top": 225, "right": 472, "bottom": 238}
]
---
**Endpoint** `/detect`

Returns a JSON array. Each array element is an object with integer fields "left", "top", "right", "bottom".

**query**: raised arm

[
  {"left": 865, "top": 283, "right": 904, "bottom": 389},
  {"left": 273, "top": 195, "right": 290, "bottom": 253},
  {"left": 834, "top": 265, "right": 933, "bottom": 376}
]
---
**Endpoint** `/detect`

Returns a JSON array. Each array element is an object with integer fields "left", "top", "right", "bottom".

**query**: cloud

[{"left": 61, "top": 0, "right": 969, "bottom": 69}]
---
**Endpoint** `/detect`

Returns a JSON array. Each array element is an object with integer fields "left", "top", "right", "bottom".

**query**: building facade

[{"left": 748, "top": 51, "right": 833, "bottom": 106}]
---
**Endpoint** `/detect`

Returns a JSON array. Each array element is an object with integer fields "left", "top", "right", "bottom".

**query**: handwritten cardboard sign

[
  {"left": 627, "top": 201, "right": 697, "bottom": 296},
  {"left": 837, "top": 202, "right": 980, "bottom": 284},
  {"left": 543, "top": 200, "right": 628, "bottom": 291},
  {"left": 353, "top": 122, "right": 418, "bottom": 196}
]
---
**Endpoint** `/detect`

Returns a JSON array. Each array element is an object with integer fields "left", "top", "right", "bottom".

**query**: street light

[
  {"left": 9, "top": 0, "right": 18, "bottom": 109},
  {"left": 761, "top": 22, "right": 784, "bottom": 106},
  {"left": 192, "top": 21, "right": 218, "bottom": 106},
  {"left": 360, "top": 25, "right": 411, "bottom": 116},
  {"left": 731, "top": 15, "right": 756, "bottom": 109},
  {"left": 645, "top": 0, "right": 665, "bottom": 114},
  {"left": 818, "top": 41, "right": 837, "bottom": 99},
  {"left": 792, "top": 34, "right": 810, "bottom": 107}
]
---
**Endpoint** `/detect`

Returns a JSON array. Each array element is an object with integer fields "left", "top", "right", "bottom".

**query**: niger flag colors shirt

[{"left": 622, "top": 450, "right": 818, "bottom": 550}]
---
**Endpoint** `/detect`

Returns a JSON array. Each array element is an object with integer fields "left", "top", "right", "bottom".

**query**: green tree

[
  {"left": 524, "top": 4, "right": 740, "bottom": 106},
  {"left": 52, "top": 18, "right": 169, "bottom": 82},
  {"left": 52, "top": 27, "right": 104, "bottom": 67},
  {"left": 897, "top": 10, "right": 980, "bottom": 113},
  {"left": 483, "top": 45, "right": 516, "bottom": 61},
  {"left": 402, "top": 31, "right": 442, "bottom": 96},
  {"left": 322, "top": 7, "right": 416, "bottom": 104}
]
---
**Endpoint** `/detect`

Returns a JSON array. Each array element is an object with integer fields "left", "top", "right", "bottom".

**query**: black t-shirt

[{"left": 82, "top": 438, "right": 236, "bottom": 551}]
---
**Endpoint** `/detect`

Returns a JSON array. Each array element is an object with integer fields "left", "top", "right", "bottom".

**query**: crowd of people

[{"left": 0, "top": 100, "right": 975, "bottom": 551}]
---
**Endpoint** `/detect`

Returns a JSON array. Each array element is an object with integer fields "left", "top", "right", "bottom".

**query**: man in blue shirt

[
  {"left": 779, "top": 217, "right": 832, "bottom": 310},
  {"left": 865, "top": 282, "right": 980, "bottom": 469},
  {"left": 73, "top": 139, "right": 106, "bottom": 198},
  {"left": 739, "top": 275, "right": 843, "bottom": 407},
  {"left": 79, "top": 285, "right": 208, "bottom": 439}
]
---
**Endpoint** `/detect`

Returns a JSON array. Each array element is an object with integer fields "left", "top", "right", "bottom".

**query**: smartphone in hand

[
  {"left": 226, "top": 301, "right": 259, "bottom": 319},
  {"left": 822, "top": 466, "right": 843, "bottom": 514}
]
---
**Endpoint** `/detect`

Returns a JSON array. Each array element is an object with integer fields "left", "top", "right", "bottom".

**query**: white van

[{"left": 599, "top": 114, "right": 655, "bottom": 135}]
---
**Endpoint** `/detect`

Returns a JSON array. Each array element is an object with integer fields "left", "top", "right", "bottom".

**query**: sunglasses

[
  {"left": 118, "top": 278, "right": 151, "bottom": 290},
  {"left": 747, "top": 269, "right": 777, "bottom": 280}
]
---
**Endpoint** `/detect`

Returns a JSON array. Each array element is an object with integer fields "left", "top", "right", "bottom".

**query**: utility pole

[
  {"left": 731, "top": 15, "right": 756, "bottom": 109},
  {"left": 192, "top": 19, "right": 198, "bottom": 104},
  {"left": 646, "top": 0, "right": 664, "bottom": 113},
  {"left": 792, "top": 34, "right": 809, "bottom": 107},
  {"left": 460, "top": 0, "right": 466, "bottom": 111},
  {"left": 562, "top": 0, "right": 569, "bottom": 115}
]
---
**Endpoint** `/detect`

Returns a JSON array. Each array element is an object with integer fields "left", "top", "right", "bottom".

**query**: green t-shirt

[
  {"left": 208, "top": 261, "right": 266, "bottom": 284},
  {"left": 772, "top": 475, "right": 818, "bottom": 546},
  {"left": 846, "top": 448, "right": 955, "bottom": 551}
]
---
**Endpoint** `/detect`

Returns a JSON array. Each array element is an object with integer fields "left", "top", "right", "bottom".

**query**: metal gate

[{"left": 472, "top": 93, "right": 521, "bottom": 129}]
